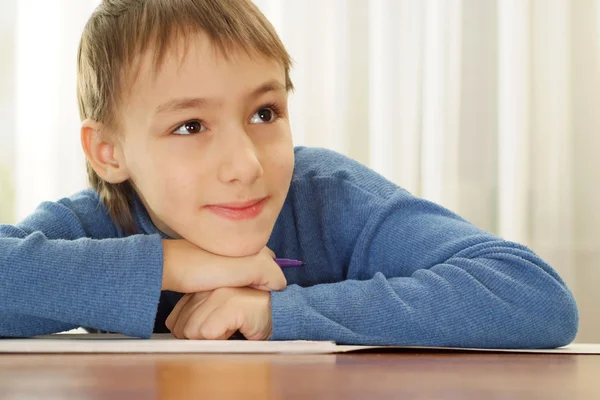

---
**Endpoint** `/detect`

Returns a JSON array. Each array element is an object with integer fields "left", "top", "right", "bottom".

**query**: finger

[
  {"left": 171, "top": 292, "right": 211, "bottom": 338},
  {"left": 265, "top": 247, "right": 276, "bottom": 258},
  {"left": 190, "top": 305, "right": 241, "bottom": 340},
  {"left": 172, "top": 300, "right": 203, "bottom": 339},
  {"left": 249, "top": 283, "right": 281, "bottom": 291},
  {"left": 165, "top": 293, "right": 193, "bottom": 331},
  {"left": 251, "top": 257, "right": 287, "bottom": 291}
]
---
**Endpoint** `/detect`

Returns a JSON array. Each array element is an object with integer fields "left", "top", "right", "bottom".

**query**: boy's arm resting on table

[
  {"left": 0, "top": 193, "right": 163, "bottom": 338},
  {"left": 270, "top": 189, "right": 578, "bottom": 349}
]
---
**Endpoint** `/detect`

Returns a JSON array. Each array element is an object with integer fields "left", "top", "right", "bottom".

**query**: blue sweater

[{"left": 0, "top": 147, "right": 578, "bottom": 348}]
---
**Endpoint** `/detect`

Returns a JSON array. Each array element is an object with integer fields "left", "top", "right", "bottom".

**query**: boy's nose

[{"left": 216, "top": 129, "right": 264, "bottom": 185}]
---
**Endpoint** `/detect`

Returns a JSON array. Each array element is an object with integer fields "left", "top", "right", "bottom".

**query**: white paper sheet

[
  {"left": 334, "top": 343, "right": 600, "bottom": 355},
  {"left": 0, "top": 334, "right": 598, "bottom": 354},
  {"left": 0, "top": 333, "right": 337, "bottom": 354}
]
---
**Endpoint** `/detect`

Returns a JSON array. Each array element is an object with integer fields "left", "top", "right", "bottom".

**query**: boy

[{"left": 0, "top": 0, "right": 578, "bottom": 347}]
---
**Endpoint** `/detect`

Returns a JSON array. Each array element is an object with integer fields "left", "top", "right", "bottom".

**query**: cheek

[
  {"left": 265, "top": 143, "right": 295, "bottom": 188},
  {"left": 155, "top": 164, "right": 206, "bottom": 207},
  {"left": 128, "top": 145, "right": 200, "bottom": 204},
  {"left": 261, "top": 125, "right": 295, "bottom": 182}
]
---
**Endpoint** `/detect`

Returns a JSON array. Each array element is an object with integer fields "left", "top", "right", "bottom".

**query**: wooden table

[{"left": 1, "top": 351, "right": 598, "bottom": 399}]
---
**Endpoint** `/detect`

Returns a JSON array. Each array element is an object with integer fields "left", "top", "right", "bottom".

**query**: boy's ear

[{"left": 80, "top": 119, "right": 131, "bottom": 184}]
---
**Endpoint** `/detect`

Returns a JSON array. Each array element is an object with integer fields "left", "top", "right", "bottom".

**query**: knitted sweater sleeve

[
  {"left": 0, "top": 191, "right": 163, "bottom": 338},
  {"left": 270, "top": 171, "right": 578, "bottom": 348}
]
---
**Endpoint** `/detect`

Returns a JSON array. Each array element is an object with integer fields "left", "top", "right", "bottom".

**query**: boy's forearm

[
  {"left": 0, "top": 313, "right": 79, "bottom": 338},
  {"left": 160, "top": 239, "right": 286, "bottom": 294},
  {"left": 269, "top": 253, "right": 578, "bottom": 348},
  {"left": 0, "top": 233, "right": 164, "bottom": 338}
]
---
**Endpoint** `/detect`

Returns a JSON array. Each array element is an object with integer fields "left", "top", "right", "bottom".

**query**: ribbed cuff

[
  {"left": 269, "top": 285, "right": 307, "bottom": 341},
  {"left": 117, "top": 234, "right": 164, "bottom": 338}
]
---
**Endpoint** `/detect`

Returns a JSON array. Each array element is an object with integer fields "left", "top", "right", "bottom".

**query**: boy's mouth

[{"left": 204, "top": 197, "right": 269, "bottom": 221}]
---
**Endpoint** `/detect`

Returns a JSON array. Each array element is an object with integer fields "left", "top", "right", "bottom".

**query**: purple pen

[{"left": 274, "top": 258, "right": 304, "bottom": 268}]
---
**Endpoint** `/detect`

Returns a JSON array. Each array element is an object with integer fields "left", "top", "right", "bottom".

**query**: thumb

[{"left": 265, "top": 247, "right": 276, "bottom": 259}]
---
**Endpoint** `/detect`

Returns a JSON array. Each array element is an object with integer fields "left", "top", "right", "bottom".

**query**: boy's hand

[
  {"left": 162, "top": 240, "right": 285, "bottom": 293},
  {"left": 165, "top": 287, "right": 272, "bottom": 340}
]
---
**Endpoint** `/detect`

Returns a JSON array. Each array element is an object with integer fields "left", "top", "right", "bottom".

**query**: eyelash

[
  {"left": 171, "top": 103, "right": 283, "bottom": 136},
  {"left": 260, "top": 102, "right": 282, "bottom": 119}
]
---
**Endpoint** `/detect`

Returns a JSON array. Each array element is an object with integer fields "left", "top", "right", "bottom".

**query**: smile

[{"left": 205, "top": 197, "right": 269, "bottom": 220}]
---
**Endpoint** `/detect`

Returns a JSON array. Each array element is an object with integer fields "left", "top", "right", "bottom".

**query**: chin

[{"left": 187, "top": 233, "right": 268, "bottom": 257}]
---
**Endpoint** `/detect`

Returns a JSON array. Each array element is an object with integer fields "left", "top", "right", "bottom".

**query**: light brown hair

[{"left": 77, "top": 0, "right": 293, "bottom": 234}]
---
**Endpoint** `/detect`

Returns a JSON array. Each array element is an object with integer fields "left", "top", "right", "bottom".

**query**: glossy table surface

[{"left": 1, "top": 350, "right": 598, "bottom": 399}]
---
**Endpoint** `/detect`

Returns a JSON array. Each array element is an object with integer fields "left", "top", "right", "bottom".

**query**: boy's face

[{"left": 116, "top": 34, "right": 294, "bottom": 257}]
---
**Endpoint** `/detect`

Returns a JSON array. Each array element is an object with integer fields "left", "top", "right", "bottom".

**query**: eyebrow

[{"left": 154, "top": 80, "right": 287, "bottom": 115}]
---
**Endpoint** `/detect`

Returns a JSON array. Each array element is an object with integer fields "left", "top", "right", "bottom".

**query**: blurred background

[{"left": 0, "top": 0, "right": 599, "bottom": 342}]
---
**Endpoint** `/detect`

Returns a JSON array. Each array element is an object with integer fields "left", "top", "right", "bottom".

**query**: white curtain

[
  {"left": 14, "top": 0, "right": 96, "bottom": 218},
  {"left": 14, "top": 0, "right": 600, "bottom": 342}
]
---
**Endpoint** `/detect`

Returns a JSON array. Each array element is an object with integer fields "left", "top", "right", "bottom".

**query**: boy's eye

[
  {"left": 172, "top": 120, "right": 206, "bottom": 135},
  {"left": 250, "top": 107, "right": 278, "bottom": 124}
]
